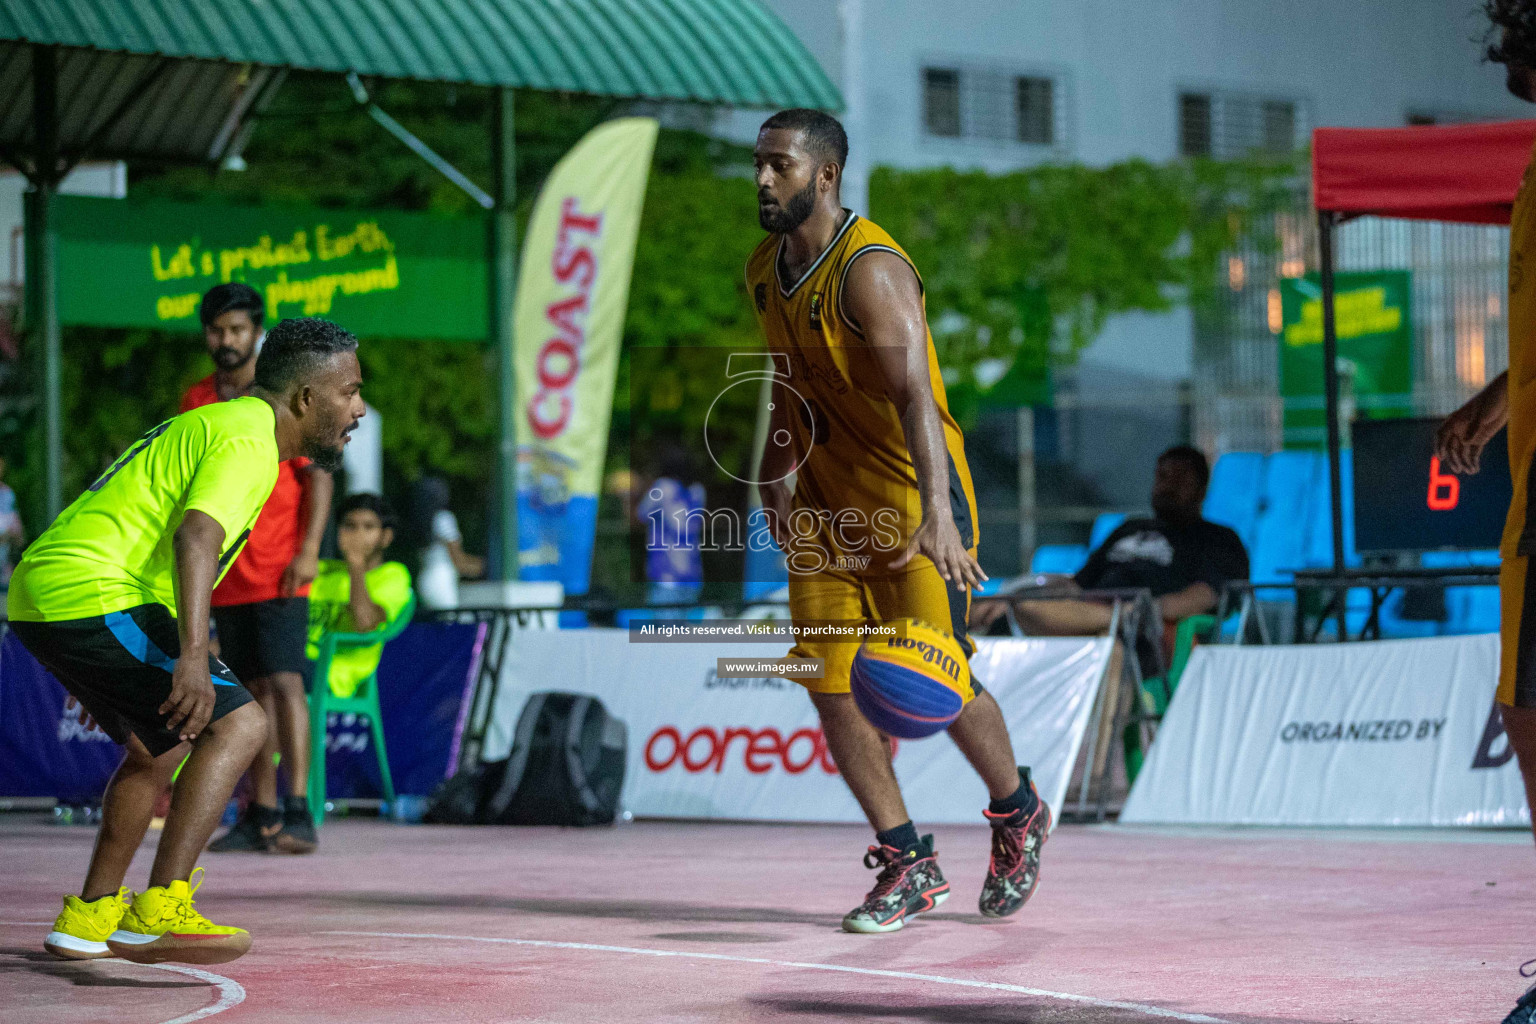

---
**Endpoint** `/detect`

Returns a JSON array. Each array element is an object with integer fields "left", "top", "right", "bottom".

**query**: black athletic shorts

[
  {"left": 11, "top": 604, "right": 255, "bottom": 757},
  {"left": 212, "top": 596, "right": 312, "bottom": 686}
]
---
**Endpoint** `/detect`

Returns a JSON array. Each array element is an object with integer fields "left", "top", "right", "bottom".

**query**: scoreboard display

[{"left": 1352, "top": 418, "right": 1512, "bottom": 553}]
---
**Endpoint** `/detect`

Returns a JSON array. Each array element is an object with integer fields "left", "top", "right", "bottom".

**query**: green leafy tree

[
  {"left": 871, "top": 155, "right": 1299, "bottom": 405},
  {"left": 7, "top": 70, "right": 1296, "bottom": 591}
]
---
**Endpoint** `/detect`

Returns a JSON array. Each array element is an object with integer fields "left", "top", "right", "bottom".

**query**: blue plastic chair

[
  {"left": 1424, "top": 549, "right": 1501, "bottom": 635},
  {"left": 1249, "top": 451, "right": 1320, "bottom": 585},
  {"left": 1298, "top": 450, "right": 1371, "bottom": 637},
  {"left": 1203, "top": 452, "right": 1266, "bottom": 552},
  {"left": 1088, "top": 513, "right": 1128, "bottom": 552},
  {"left": 1303, "top": 449, "right": 1360, "bottom": 570},
  {"left": 1029, "top": 544, "right": 1089, "bottom": 575}
]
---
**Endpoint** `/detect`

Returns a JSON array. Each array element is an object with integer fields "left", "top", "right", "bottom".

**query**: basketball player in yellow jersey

[
  {"left": 1441, "top": 12, "right": 1536, "bottom": 1022},
  {"left": 747, "top": 109, "right": 1050, "bottom": 933}
]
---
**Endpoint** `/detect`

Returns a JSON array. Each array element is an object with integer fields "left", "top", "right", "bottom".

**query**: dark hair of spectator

[
  {"left": 1486, "top": 1, "right": 1536, "bottom": 67},
  {"left": 339, "top": 492, "right": 397, "bottom": 533},
  {"left": 760, "top": 109, "right": 849, "bottom": 170},
  {"left": 199, "top": 282, "right": 265, "bottom": 329},
  {"left": 253, "top": 317, "right": 358, "bottom": 394},
  {"left": 1158, "top": 445, "right": 1210, "bottom": 490}
]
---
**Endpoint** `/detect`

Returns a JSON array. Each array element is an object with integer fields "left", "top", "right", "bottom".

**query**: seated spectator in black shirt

[
  {"left": 971, "top": 445, "right": 1247, "bottom": 787},
  {"left": 973, "top": 445, "right": 1249, "bottom": 641}
]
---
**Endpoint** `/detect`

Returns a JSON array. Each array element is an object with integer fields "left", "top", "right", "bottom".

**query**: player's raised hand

[
  {"left": 161, "top": 658, "right": 215, "bottom": 741},
  {"left": 890, "top": 512, "right": 988, "bottom": 591},
  {"left": 1436, "top": 372, "right": 1509, "bottom": 475}
]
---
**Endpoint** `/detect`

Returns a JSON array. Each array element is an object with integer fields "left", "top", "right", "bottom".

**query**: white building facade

[
  {"left": 730, "top": 0, "right": 1525, "bottom": 382},
  {"left": 722, "top": 0, "right": 1530, "bottom": 564}
]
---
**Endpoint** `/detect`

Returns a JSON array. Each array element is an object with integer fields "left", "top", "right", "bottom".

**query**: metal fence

[{"left": 1193, "top": 197, "right": 1510, "bottom": 456}]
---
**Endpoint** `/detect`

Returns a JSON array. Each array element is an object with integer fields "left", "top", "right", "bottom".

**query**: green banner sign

[
  {"left": 51, "top": 195, "right": 487, "bottom": 341},
  {"left": 1279, "top": 270, "right": 1413, "bottom": 448}
]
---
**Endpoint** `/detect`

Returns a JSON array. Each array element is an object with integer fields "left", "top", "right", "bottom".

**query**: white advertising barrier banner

[
  {"left": 483, "top": 630, "right": 1111, "bottom": 824},
  {"left": 1121, "top": 634, "right": 1528, "bottom": 827}
]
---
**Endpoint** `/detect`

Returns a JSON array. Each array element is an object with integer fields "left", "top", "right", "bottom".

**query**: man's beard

[
  {"left": 758, "top": 180, "right": 817, "bottom": 233},
  {"left": 1510, "top": 66, "right": 1536, "bottom": 102},
  {"left": 303, "top": 437, "right": 346, "bottom": 473},
  {"left": 212, "top": 346, "right": 252, "bottom": 370}
]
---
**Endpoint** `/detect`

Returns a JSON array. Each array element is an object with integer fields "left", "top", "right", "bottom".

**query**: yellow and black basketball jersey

[
  {"left": 1507, "top": 139, "right": 1536, "bottom": 559},
  {"left": 744, "top": 212, "right": 978, "bottom": 569}
]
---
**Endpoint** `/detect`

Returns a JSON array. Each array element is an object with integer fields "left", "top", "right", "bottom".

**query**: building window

[
  {"left": 1261, "top": 100, "right": 1295, "bottom": 154},
  {"left": 924, "top": 67, "right": 961, "bottom": 138},
  {"left": 1179, "top": 93, "right": 1213, "bottom": 157},
  {"left": 922, "top": 65, "right": 1061, "bottom": 147},
  {"left": 1179, "top": 91, "right": 1304, "bottom": 158},
  {"left": 1016, "top": 76, "right": 1054, "bottom": 145}
]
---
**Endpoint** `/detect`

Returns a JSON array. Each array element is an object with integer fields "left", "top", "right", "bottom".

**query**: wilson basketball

[{"left": 850, "top": 619, "right": 973, "bottom": 739}]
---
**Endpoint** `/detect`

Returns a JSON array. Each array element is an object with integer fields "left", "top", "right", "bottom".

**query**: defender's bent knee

[{"left": 203, "top": 700, "right": 268, "bottom": 750}]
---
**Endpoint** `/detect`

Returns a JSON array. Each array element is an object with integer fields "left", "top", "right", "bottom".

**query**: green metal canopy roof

[{"left": 0, "top": 0, "right": 841, "bottom": 108}]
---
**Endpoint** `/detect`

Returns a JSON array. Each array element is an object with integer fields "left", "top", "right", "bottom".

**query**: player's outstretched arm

[
  {"left": 845, "top": 251, "right": 986, "bottom": 591},
  {"left": 168, "top": 510, "right": 226, "bottom": 741},
  {"left": 1436, "top": 370, "right": 1508, "bottom": 475}
]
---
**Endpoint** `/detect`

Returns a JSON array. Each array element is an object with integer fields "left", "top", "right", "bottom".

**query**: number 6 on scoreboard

[{"left": 1426, "top": 455, "right": 1460, "bottom": 511}]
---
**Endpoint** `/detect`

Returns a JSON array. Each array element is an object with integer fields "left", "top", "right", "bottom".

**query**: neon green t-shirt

[
  {"left": 8, "top": 398, "right": 279, "bottom": 623},
  {"left": 306, "top": 559, "right": 413, "bottom": 697}
]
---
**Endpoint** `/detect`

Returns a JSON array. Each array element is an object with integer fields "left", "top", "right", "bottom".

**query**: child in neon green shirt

[{"left": 306, "top": 494, "right": 413, "bottom": 698}]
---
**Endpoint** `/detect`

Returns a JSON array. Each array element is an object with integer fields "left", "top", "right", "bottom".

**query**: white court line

[
  {"left": 325, "top": 929, "right": 1231, "bottom": 1023},
  {"left": 139, "top": 963, "right": 246, "bottom": 1024},
  {"left": 0, "top": 920, "right": 53, "bottom": 926},
  {"left": 0, "top": 928, "right": 245, "bottom": 1024}
]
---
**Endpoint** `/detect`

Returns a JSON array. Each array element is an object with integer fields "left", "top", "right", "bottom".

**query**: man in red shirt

[{"left": 189, "top": 284, "right": 333, "bottom": 854}]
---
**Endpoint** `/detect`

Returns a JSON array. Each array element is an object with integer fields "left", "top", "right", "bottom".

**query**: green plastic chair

[
  {"left": 1123, "top": 613, "right": 1215, "bottom": 784},
  {"left": 307, "top": 593, "right": 416, "bottom": 827}
]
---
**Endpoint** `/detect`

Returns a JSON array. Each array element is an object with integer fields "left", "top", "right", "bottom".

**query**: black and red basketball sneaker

[
  {"left": 978, "top": 769, "right": 1051, "bottom": 918},
  {"left": 841, "top": 836, "right": 950, "bottom": 934},
  {"left": 1500, "top": 962, "right": 1536, "bottom": 1024}
]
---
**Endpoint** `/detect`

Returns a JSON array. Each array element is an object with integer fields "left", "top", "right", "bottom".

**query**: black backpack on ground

[
  {"left": 423, "top": 761, "right": 492, "bottom": 825},
  {"left": 442, "top": 692, "right": 625, "bottom": 826}
]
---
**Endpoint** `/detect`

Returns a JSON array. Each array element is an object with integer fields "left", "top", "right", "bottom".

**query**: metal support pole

[
  {"left": 1016, "top": 406, "right": 1035, "bottom": 571},
  {"left": 836, "top": 0, "right": 868, "bottom": 216},
  {"left": 27, "top": 45, "right": 62, "bottom": 522},
  {"left": 490, "top": 87, "right": 520, "bottom": 581},
  {"left": 1317, "top": 210, "right": 1348, "bottom": 640}
]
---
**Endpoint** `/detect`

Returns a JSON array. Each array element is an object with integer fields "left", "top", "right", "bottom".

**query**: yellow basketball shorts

[
  {"left": 786, "top": 551, "right": 977, "bottom": 695},
  {"left": 1500, "top": 554, "right": 1536, "bottom": 708}
]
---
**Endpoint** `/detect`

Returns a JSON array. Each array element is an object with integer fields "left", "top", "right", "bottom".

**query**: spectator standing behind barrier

[
  {"left": 306, "top": 494, "right": 414, "bottom": 699},
  {"left": 637, "top": 445, "right": 705, "bottom": 607},
  {"left": 972, "top": 447, "right": 1248, "bottom": 780},
  {"left": 189, "top": 285, "right": 333, "bottom": 856},
  {"left": 408, "top": 475, "right": 484, "bottom": 611},
  {"left": 0, "top": 454, "right": 26, "bottom": 585}
]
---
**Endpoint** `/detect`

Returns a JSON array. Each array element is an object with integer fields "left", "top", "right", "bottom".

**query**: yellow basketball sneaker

[
  {"left": 44, "top": 886, "right": 131, "bottom": 960},
  {"left": 106, "top": 868, "right": 251, "bottom": 965}
]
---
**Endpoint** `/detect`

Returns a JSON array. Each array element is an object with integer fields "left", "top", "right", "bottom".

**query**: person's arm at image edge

[{"left": 1437, "top": 370, "right": 1508, "bottom": 474}]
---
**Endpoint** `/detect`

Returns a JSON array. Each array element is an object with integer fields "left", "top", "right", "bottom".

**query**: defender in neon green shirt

[
  {"left": 306, "top": 493, "right": 414, "bottom": 698},
  {"left": 12, "top": 317, "right": 365, "bottom": 967},
  {"left": 10, "top": 397, "right": 279, "bottom": 622}
]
